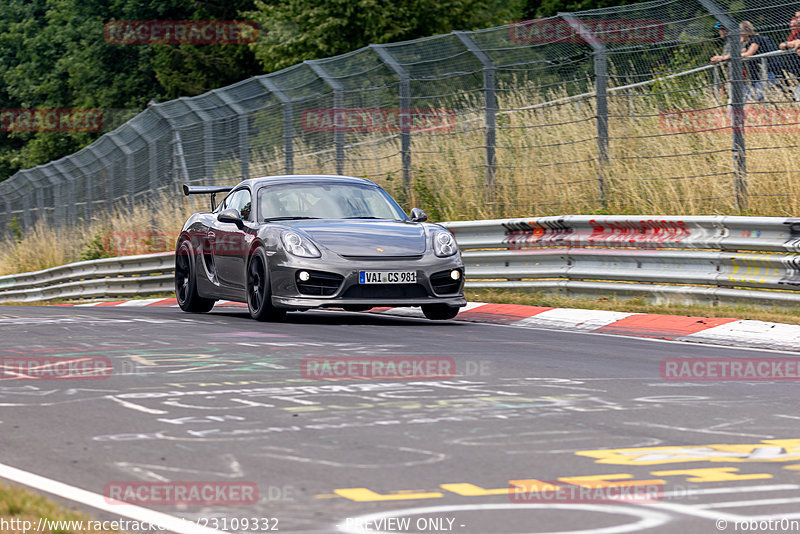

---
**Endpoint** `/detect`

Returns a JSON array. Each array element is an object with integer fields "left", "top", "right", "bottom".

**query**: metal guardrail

[
  {"left": 2, "top": 215, "right": 800, "bottom": 307},
  {"left": 442, "top": 215, "right": 800, "bottom": 307},
  {"left": 0, "top": 253, "right": 173, "bottom": 303}
]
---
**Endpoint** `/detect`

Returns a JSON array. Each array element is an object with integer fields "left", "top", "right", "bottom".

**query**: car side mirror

[
  {"left": 410, "top": 208, "right": 428, "bottom": 222},
  {"left": 217, "top": 208, "right": 244, "bottom": 228}
]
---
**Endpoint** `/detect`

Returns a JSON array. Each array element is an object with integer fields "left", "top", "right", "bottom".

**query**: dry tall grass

[{"left": 3, "top": 76, "right": 800, "bottom": 275}]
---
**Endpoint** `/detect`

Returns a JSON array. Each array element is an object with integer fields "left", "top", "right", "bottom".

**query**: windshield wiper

[
  {"left": 263, "top": 216, "right": 320, "bottom": 222},
  {"left": 343, "top": 216, "right": 384, "bottom": 219}
]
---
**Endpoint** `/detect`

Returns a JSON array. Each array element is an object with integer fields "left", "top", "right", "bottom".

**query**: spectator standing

[{"left": 739, "top": 21, "right": 783, "bottom": 101}]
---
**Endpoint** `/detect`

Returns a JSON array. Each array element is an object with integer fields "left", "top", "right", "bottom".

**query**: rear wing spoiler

[{"left": 182, "top": 184, "right": 232, "bottom": 211}]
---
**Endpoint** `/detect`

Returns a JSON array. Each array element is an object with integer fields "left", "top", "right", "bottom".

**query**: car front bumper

[{"left": 269, "top": 251, "right": 466, "bottom": 310}]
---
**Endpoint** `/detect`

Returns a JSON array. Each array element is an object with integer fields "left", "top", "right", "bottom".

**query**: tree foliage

[{"left": 246, "top": 0, "right": 524, "bottom": 73}]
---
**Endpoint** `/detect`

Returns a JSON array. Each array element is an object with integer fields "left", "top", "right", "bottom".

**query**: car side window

[
  {"left": 226, "top": 189, "right": 252, "bottom": 221},
  {"left": 215, "top": 193, "right": 231, "bottom": 213}
]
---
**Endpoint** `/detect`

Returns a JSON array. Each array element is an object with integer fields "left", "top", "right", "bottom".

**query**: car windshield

[{"left": 257, "top": 182, "right": 408, "bottom": 221}]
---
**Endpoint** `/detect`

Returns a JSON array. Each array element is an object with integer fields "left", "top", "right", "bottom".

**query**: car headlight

[
  {"left": 281, "top": 231, "right": 321, "bottom": 258},
  {"left": 432, "top": 230, "right": 458, "bottom": 257}
]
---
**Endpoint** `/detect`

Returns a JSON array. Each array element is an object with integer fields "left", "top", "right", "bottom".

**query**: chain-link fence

[{"left": 4, "top": 0, "right": 800, "bottom": 236}]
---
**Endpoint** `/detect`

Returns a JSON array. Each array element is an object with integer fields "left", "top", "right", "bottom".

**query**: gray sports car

[{"left": 175, "top": 175, "right": 466, "bottom": 321}]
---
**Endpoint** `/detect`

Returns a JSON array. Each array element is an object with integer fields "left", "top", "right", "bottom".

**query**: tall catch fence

[{"left": 3, "top": 0, "right": 800, "bottom": 237}]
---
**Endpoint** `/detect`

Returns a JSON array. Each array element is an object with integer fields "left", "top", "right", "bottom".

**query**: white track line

[
  {"left": 662, "top": 484, "right": 800, "bottom": 499},
  {"left": 0, "top": 462, "right": 227, "bottom": 534},
  {"left": 697, "top": 496, "right": 800, "bottom": 509}
]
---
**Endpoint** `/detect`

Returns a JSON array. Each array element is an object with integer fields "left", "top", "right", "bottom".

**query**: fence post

[
  {"left": 453, "top": 31, "right": 497, "bottom": 208},
  {"left": 3, "top": 179, "right": 25, "bottom": 235},
  {"left": 107, "top": 133, "right": 136, "bottom": 209},
  {"left": 258, "top": 77, "right": 294, "bottom": 174},
  {"left": 306, "top": 60, "right": 345, "bottom": 175},
  {"left": 214, "top": 89, "right": 251, "bottom": 180},
  {"left": 127, "top": 114, "right": 162, "bottom": 201},
  {"left": 34, "top": 176, "right": 45, "bottom": 225},
  {"left": 52, "top": 161, "right": 76, "bottom": 226},
  {"left": 2, "top": 192, "right": 12, "bottom": 239},
  {"left": 19, "top": 175, "right": 35, "bottom": 229},
  {"left": 39, "top": 165, "right": 65, "bottom": 226},
  {"left": 697, "top": 0, "right": 747, "bottom": 211},
  {"left": 182, "top": 98, "right": 216, "bottom": 186},
  {"left": 371, "top": 44, "right": 412, "bottom": 203},
  {"left": 560, "top": 13, "right": 607, "bottom": 209}
]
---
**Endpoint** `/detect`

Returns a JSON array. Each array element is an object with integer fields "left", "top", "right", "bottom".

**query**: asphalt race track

[{"left": 1, "top": 304, "right": 799, "bottom": 534}]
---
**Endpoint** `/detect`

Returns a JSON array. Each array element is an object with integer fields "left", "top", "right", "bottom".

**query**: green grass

[{"left": 0, "top": 481, "right": 119, "bottom": 533}]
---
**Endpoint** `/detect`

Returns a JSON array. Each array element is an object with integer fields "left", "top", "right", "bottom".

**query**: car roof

[{"left": 236, "top": 175, "right": 378, "bottom": 189}]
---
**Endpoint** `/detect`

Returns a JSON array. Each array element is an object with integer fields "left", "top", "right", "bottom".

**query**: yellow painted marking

[
  {"left": 650, "top": 467, "right": 772, "bottom": 483},
  {"left": 558, "top": 473, "right": 665, "bottom": 488},
  {"left": 784, "top": 464, "right": 800, "bottom": 471},
  {"left": 333, "top": 488, "right": 443, "bottom": 502},
  {"left": 441, "top": 480, "right": 557, "bottom": 497},
  {"left": 576, "top": 439, "right": 800, "bottom": 465}
]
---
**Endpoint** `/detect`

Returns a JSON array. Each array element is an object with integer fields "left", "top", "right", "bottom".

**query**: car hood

[{"left": 284, "top": 219, "right": 427, "bottom": 256}]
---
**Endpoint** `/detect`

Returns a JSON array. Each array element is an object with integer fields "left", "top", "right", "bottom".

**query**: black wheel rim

[
  {"left": 248, "top": 255, "right": 265, "bottom": 311},
  {"left": 175, "top": 246, "right": 190, "bottom": 303}
]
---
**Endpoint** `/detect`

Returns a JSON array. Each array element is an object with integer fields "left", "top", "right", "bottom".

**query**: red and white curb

[{"left": 66, "top": 298, "right": 800, "bottom": 352}]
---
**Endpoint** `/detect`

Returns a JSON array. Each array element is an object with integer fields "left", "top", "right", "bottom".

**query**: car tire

[
  {"left": 247, "top": 247, "right": 286, "bottom": 322},
  {"left": 421, "top": 304, "right": 460, "bottom": 320},
  {"left": 175, "top": 240, "right": 216, "bottom": 313}
]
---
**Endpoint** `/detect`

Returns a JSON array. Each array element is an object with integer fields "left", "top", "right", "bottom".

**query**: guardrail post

[
  {"left": 258, "top": 77, "right": 294, "bottom": 174},
  {"left": 306, "top": 60, "right": 345, "bottom": 175},
  {"left": 698, "top": 0, "right": 747, "bottom": 212},
  {"left": 453, "top": 31, "right": 497, "bottom": 208},
  {"left": 371, "top": 45, "right": 412, "bottom": 203},
  {"left": 560, "top": 13, "right": 607, "bottom": 209}
]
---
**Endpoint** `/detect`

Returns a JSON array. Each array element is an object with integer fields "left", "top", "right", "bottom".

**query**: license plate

[{"left": 359, "top": 271, "right": 416, "bottom": 284}]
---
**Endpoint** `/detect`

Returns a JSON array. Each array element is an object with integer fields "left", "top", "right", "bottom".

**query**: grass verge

[{"left": 0, "top": 481, "right": 117, "bottom": 533}]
